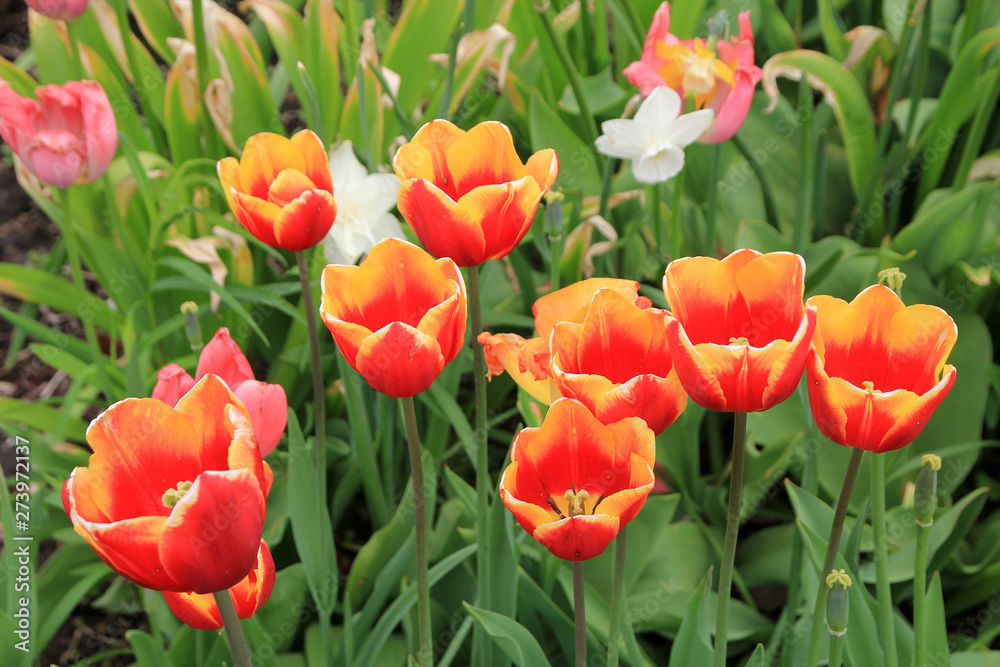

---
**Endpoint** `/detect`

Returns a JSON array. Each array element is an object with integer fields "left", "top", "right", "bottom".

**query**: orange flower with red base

[
  {"left": 663, "top": 248, "right": 816, "bottom": 413},
  {"left": 62, "top": 375, "right": 272, "bottom": 594},
  {"left": 499, "top": 398, "right": 656, "bottom": 561},
  {"left": 393, "top": 120, "right": 558, "bottom": 267},
  {"left": 806, "top": 284, "right": 957, "bottom": 453},
  {"left": 320, "top": 238, "right": 467, "bottom": 398}
]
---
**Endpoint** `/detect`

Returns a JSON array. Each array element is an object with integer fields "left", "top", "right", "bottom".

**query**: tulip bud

[
  {"left": 546, "top": 191, "right": 563, "bottom": 242},
  {"left": 26, "top": 0, "right": 88, "bottom": 21},
  {"left": 914, "top": 454, "right": 941, "bottom": 527},
  {"left": 826, "top": 569, "right": 852, "bottom": 637}
]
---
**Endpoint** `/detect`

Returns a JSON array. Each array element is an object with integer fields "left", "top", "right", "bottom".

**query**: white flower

[
  {"left": 595, "top": 86, "right": 715, "bottom": 184},
  {"left": 322, "top": 141, "right": 404, "bottom": 265}
]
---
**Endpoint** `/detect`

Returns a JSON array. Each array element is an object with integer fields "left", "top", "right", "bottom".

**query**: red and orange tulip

[
  {"left": 63, "top": 375, "right": 273, "bottom": 594},
  {"left": 320, "top": 237, "right": 467, "bottom": 398},
  {"left": 163, "top": 540, "right": 275, "bottom": 630},
  {"left": 499, "top": 398, "right": 656, "bottom": 561},
  {"left": 806, "top": 285, "right": 957, "bottom": 453},
  {"left": 392, "top": 120, "right": 558, "bottom": 267},
  {"left": 550, "top": 288, "right": 687, "bottom": 434},
  {"left": 218, "top": 130, "right": 337, "bottom": 252},
  {"left": 663, "top": 249, "right": 816, "bottom": 413},
  {"left": 479, "top": 278, "right": 649, "bottom": 404},
  {"left": 153, "top": 328, "right": 288, "bottom": 457}
]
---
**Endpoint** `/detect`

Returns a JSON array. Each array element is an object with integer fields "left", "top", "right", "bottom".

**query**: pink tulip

[
  {"left": 152, "top": 329, "right": 288, "bottom": 457},
  {"left": 0, "top": 80, "right": 117, "bottom": 188},
  {"left": 623, "top": 3, "right": 762, "bottom": 144},
  {"left": 25, "top": 0, "right": 89, "bottom": 21}
]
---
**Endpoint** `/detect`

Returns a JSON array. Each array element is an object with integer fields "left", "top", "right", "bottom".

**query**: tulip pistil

[
  {"left": 564, "top": 488, "right": 591, "bottom": 517},
  {"left": 729, "top": 336, "right": 749, "bottom": 346},
  {"left": 162, "top": 480, "right": 195, "bottom": 508},
  {"left": 861, "top": 381, "right": 881, "bottom": 394}
]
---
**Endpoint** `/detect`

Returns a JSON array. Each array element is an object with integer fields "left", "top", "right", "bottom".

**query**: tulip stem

[
  {"left": 467, "top": 266, "right": 493, "bottom": 666},
  {"left": 873, "top": 452, "right": 899, "bottom": 667},
  {"left": 213, "top": 590, "right": 251, "bottom": 667},
  {"left": 574, "top": 560, "right": 587, "bottom": 667},
  {"left": 401, "top": 395, "right": 434, "bottom": 667},
  {"left": 713, "top": 412, "right": 747, "bottom": 667},
  {"left": 828, "top": 634, "right": 845, "bottom": 667},
  {"left": 607, "top": 527, "right": 628, "bottom": 667},
  {"left": 705, "top": 144, "right": 722, "bottom": 256},
  {"left": 648, "top": 183, "right": 663, "bottom": 258},
  {"left": 792, "top": 78, "right": 815, "bottom": 257},
  {"left": 113, "top": 0, "right": 168, "bottom": 155},
  {"left": 913, "top": 523, "right": 931, "bottom": 667},
  {"left": 56, "top": 188, "right": 116, "bottom": 401},
  {"left": 804, "top": 447, "right": 865, "bottom": 667},
  {"left": 296, "top": 251, "right": 326, "bottom": 491},
  {"left": 669, "top": 166, "right": 686, "bottom": 262},
  {"left": 63, "top": 17, "right": 87, "bottom": 81}
]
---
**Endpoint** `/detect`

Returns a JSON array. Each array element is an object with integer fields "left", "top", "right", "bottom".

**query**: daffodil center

[
  {"left": 162, "top": 480, "right": 195, "bottom": 508},
  {"left": 564, "top": 489, "right": 591, "bottom": 517},
  {"left": 862, "top": 381, "right": 881, "bottom": 394},
  {"left": 729, "top": 336, "right": 749, "bottom": 346}
]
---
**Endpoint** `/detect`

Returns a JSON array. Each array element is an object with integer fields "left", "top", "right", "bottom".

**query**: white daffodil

[
  {"left": 595, "top": 86, "right": 715, "bottom": 184},
  {"left": 322, "top": 141, "right": 404, "bottom": 265}
]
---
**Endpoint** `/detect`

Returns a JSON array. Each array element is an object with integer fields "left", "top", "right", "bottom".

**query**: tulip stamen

[
  {"left": 545, "top": 497, "right": 567, "bottom": 519},
  {"left": 564, "top": 488, "right": 591, "bottom": 517},
  {"left": 590, "top": 494, "right": 606, "bottom": 515},
  {"left": 162, "top": 480, "right": 195, "bottom": 508}
]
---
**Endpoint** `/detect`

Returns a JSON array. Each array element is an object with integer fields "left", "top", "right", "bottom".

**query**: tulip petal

[
  {"left": 195, "top": 328, "right": 255, "bottom": 387},
  {"left": 533, "top": 514, "right": 620, "bottom": 561},
  {"left": 446, "top": 121, "right": 526, "bottom": 194},
  {"left": 163, "top": 590, "right": 221, "bottom": 630},
  {"left": 160, "top": 469, "right": 265, "bottom": 594},
  {"left": 174, "top": 375, "right": 249, "bottom": 473},
  {"left": 457, "top": 178, "right": 541, "bottom": 264},
  {"left": 734, "top": 252, "right": 806, "bottom": 344},
  {"left": 700, "top": 66, "right": 761, "bottom": 144},
  {"left": 355, "top": 321, "right": 445, "bottom": 398},
  {"left": 234, "top": 381, "right": 288, "bottom": 457},
  {"left": 73, "top": 514, "right": 185, "bottom": 591},
  {"left": 238, "top": 133, "right": 307, "bottom": 200},
  {"left": 595, "top": 374, "right": 687, "bottom": 434},
  {"left": 290, "top": 129, "right": 334, "bottom": 193},
  {"left": 231, "top": 192, "right": 281, "bottom": 247},
  {"left": 533, "top": 278, "right": 640, "bottom": 337},
  {"left": 396, "top": 179, "right": 487, "bottom": 266},
  {"left": 623, "top": 61, "right": 669, "bottom": 97},
  {"left": 524, "top": 148, "right": 559, "bottom": 192},
  {"left": 152, "top": 363, "right": 196, "bottom": 407},
  {"left": 267, "top": 168, "right": 318, "bottom": 207},
  {"left": 272, "top": 189, "right": 338, "bottom": 252},
  {"left": 392, "top": 119, "right": 465, "bottom": 200},
  {"left": 478, "top": 332, "right": 556, "bottom": 404}
]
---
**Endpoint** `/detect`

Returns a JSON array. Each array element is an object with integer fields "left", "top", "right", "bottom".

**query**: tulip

[
  {"left": 218, "top": 130, "right": 337, "bottom": 252},
  {"left": 499, "top": 398, "right": 656, "bottom": 561},
  {"left": 25, "top": 0, "right": 88, "bottom": 21},
  {"left": 0, "top": 80, "right": 117, "bottom": 188},
  {"left": 152, "top": 328, "right": 288, "bottom": 457},
  {"left": 663, "top": 248, "right": 816, "bottom": 413},
  {"left": 806, "top": 285, "right": 957, "bottom": 453},
  {"left": 392, "top": 119, "right": 559, "bottom": 267},
  {"left": 63, "top": 375, "right": 273, "bottom": 594},
  {"left": 320, "top": 237, "right": 467, "bottom": 398},
  {"left": 623, "top": 2, "right": 762, "bottom": 144},
  {"left": 550, "top": 288, "right": 687, "bottom": 433},
  {"left": 480, "top": 278, "right": 649, "bottom": 404},
  {"left": 163, "top": 540, "right": 275, "bottom": 630}
]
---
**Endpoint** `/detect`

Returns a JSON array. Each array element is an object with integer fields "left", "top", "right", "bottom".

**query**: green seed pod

[
  {"left": 826, "top": 569, "right": 851, "bottom": 637},
  {"left": 181, "top": 301, "right": 203, "bottom": 351}
]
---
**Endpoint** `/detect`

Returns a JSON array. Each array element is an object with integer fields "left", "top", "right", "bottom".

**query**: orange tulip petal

[
  {"left": 83, "top": 398, "right": 204, "bottom": 520},
  {"left": 392, "top": 119, "right": 465, "bottom": 199},
  {"left": 194, "top": 327, "right": 255, "bottom": 387},
  {"left": 231, "top": 192, "right": 281, "bottom": 247},
  {"left": 532, "top": 514, "right": 620, "bottom": 561},
  {"left": 396, "top": 178, "right": 486, "bottom": 266},
  {"left": 594, "top": 374, "right": 687, "bottom": 434},
  {"left": 355, "top": 322, "right": 445, "bottom": 398},
  {"left": 163, "top": 590, "right": 221, "bottom": 630},
  {"left": 446, "top": 121, "right": 526, "bottom": 195},
  {"left": 734, "top": 252, "right": 805, "bottom": 344},
  {"left": 478, "top": 333, "right": 556, "bottom": 404},
  {"left": 267, "top": 168, "right": 318, "bottom": 207},
  {"left": 160, "top": 469, "right": 265, "bottom": 594},
  {"left": 174, "top": 375, "right": 247, "bottom": 473},
  {"left": 62, "top": 467, "right": 112, "bottom": 524},
  {"left": 466, "top": 179, "right": 542, "bottom": 262},
  {"left": 524, "top": 148, "right": 559, "bottom": 192},
  {"left": 321, "top": 310, "right": 376, "bottom": 371},
  {"left": 238, "top": 133, "right": 306, "bottom": 201},
  {"left": 534, "top": 278, "right": 641, "bottom": 338},
  {"left": 417, "top": 293, "right": 466, "bottom": 366},
  {"left": 73, "top": 515, "right": 184, "bottom": 591},
  {"left": 217, "top": 157, "right": 242, "bottom": 214},
  {"left": 231, "top": 540, "right": 276, "bottom": 614},
  {"left": 290, "top": 129, "right": 334, "bottom": 193},
  {"left": 273, "top": 189, "right": 337, "bottom": 252}
]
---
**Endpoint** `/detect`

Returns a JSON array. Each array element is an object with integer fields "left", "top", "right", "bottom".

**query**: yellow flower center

[
  {"left": 655, "top": 40, "right": 737, "bottom": 109},
  {"left": 162, "top": 480, "right": 195, "bottom": 508},
  {"left": 861, "top": 380, "right": 881, "bottom": 394},
  {"left": 729, "top": 336, "right": 749, "bottom": 346},
  {"left": 564, "top": 489, "right": 591, "bottom": 517}
]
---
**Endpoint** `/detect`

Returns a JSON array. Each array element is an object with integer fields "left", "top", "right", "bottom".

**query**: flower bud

[
  {"left": 914, "top": 454, "right": 941, "bottom": 527},
  {"left": 181, "top": 301, "right": 203, "bottom": 351},
  {"left": 877, "top": 267, "right": 907, "bottom": 295},
  {"left": 826, "top": 569, "right": 852, "bottom": 637}
]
